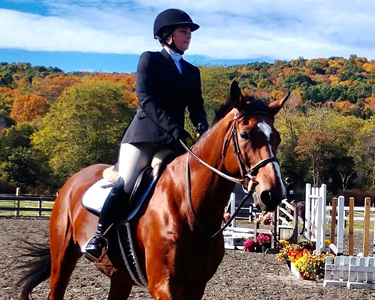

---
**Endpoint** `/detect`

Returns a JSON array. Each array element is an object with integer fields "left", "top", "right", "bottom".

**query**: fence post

[
  {"left": 349, "top": 197, "right": 354, "bottom": 255},
  {"left": 38, "top": 199, "right": 42, "bottom": 217},
  {"left": 15, "top": 187, "right": 21, "bottom": 217},
  {"left": 363, "top": 197, "right": 371, "bottom": 257},
  {"left": 330, "top": 197, "right": 337, "bottom": 245}
]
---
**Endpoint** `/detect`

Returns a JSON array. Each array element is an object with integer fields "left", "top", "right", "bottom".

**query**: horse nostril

[{"left": 260, "top": 190, "right": 279, "bottom": 211}]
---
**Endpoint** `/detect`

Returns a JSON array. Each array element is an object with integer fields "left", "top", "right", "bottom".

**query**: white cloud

[{"left": 1, "top": 0, "right": 375, "bottom": 60}]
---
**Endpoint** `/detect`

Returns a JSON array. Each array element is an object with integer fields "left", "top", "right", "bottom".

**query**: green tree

[
  {"left": 199, "top": 65, "right": 231, "bottom": 124},
  {"left": 0, "top": 123, "right": 34, "bottom": 161},
  {"left": 0, "top": 147, "right": 54, "bottom": 192},
  {"left": 32, "top": 81, "right": 135, "bottom": 183},
  {"left": 283, "top": 72, "right": 314, "bottom": 92},
  {"left": 351, "top": 117, "right": 375, "bottom": 188}
]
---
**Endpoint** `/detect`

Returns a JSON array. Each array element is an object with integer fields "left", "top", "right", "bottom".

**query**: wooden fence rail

[{"left": 0, "top": 194, "right": 56, "bottom": 216}]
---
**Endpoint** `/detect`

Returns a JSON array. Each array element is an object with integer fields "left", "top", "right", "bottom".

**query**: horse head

[{"left": 222, "top": 81, "right": 289, "bottom": 211}]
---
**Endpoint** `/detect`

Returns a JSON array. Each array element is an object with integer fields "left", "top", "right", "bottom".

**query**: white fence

[
  {"left": 324, "top": 256, "right": 375, "bottom": 289},
  {"left": 326, "top": 206, "right": 375, "bottom": 222}
]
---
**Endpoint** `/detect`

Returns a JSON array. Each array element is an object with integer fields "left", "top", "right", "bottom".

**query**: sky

[{"left": 1, "top": 0, "right": 375, "bottom": 73}]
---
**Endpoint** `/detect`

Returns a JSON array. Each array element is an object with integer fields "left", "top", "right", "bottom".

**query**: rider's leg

[
  {"left": 85, "top": 143, "right": 161, "bottom": 262},
  {"left": 85, "top": 177, "right": 128, "bottom": 262}
]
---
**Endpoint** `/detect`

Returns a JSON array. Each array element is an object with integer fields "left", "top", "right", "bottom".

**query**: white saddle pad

[{"left": 81, "top": 178, "right": 114, "bottom": 213}]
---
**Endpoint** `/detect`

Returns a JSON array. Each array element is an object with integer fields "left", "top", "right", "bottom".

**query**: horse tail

[{"left": 16, "top": 240, "right": 51, "bottom": 300}]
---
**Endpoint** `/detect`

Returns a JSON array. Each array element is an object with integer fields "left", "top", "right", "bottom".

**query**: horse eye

[{"left": 240, "top": 131, "right": 250, "bottom": 140}]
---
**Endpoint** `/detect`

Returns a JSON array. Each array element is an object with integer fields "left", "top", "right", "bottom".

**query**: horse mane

[{"left": 211, "top": 95, "right": 272, "bottom": 126}]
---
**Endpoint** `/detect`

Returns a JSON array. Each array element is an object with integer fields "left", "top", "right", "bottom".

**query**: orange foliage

[
  {"left": 89, "top": 73, "right": 135, "bottom": 88},
  {"left": 339, "top": 80, "right": 354, "bottom": 87},
  {"left": 0, "top": 86, "right": 16, "bottom": 98},
  {"left": 325, "top": 100, "right": 357, "bottom": 115},
  {"left": 10, "top": 94, "right": 50, "bottom": 122},
  {"left": 329, "top": 75, "right": 340, "bottom": 86},
  {"left": 282, "top": 68, "right": 294, "bottom": 77},
  {"left": 85, "top": 73, "right": 137, "bottom": 106},
  {"left": 31, "top": 75, "right": 81, "bottom": 103},
  {"left": 328, "top": 58, "right": 345, "bottom": 68},
  {"left": 275, "top": 76, "right": 284, "bottom": 86},
  {"left": 365, "top": 97, "right": 375, "bottom": 114},
  {"left": 363, "top": 63, "right": 375, "bottom": 74}
]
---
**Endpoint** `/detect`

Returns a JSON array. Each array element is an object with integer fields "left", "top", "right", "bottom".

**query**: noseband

[
  {"left": 223, "top": 111, "right": 279, "bottom": 193},
  {"left": 180, "top": 110, "right": 280, "bottom": 239}
]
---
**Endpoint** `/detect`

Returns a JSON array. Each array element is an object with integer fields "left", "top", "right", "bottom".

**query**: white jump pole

[
  {"left": 230, "top": 193, "right": 236, "bottom": 228},
  {"left": 305, "top": 183, "right": 327, "bottom": 252},
  {"left": 315, "top": 196, "right": 323, "bottom": 253},
  {"left": 336, "top": 195, "right": 344, "bottom": 255},
  {"left": 305, "top": 183, "right": 311, "bottom": 239}
]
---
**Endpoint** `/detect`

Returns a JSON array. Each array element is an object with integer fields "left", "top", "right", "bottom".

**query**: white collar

[{"left": 163, "top": 46, "right": 182, "bottom": 61}]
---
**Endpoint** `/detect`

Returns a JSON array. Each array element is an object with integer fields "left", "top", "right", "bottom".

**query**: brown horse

[{"left": 17, "top": 81, "right": 289, "bottom": 300}]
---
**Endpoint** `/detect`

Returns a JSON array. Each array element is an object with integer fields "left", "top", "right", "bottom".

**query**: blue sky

[{"left": 1, "top": 0, "right": 375, "bottom": 73}]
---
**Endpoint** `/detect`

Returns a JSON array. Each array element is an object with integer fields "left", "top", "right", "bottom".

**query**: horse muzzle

[{"left": 253, "top": 187, "right": 284, "bottom": 212}]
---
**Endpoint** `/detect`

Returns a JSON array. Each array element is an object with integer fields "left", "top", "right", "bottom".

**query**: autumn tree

[
  {"left": 10, "top": 94, "right": 50, "bottom": 123},
  {"left": 32, "top": 80, "right": 135, "bottom": 183},
  {"left": 351, "top": 117, "right": 375, "bottom": 188}
]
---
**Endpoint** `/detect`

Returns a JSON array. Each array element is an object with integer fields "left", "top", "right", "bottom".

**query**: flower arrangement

[
  {"left": 256, "top": 233, "right": 272, "bottom": 245},
  {"left": 243, "top": 239, "right": 257, "bottom": 252},
  {"left": 276, "top": 239, "right": 335, "bottom": 280},
  {"left": 277, "top": 239, "right": 289, "bottom": 249},
  {"left": 243, "top": 233, "right": 272, "bottom": 252},
  {"left": 294, "top": 252, "right": 335, "bottom": 279},
  {"left": 276, "top": 243, "right": 303, "bottom": 264},
  {"left": 255, "top": 212, "right": 274, "bottom": 225}
]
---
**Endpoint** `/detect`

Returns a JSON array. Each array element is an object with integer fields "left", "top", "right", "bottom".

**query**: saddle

[{"left": 102, "top": 149, "right": 175, "bottom": 221}]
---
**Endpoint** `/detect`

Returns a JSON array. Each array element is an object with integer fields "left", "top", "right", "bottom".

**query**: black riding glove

[
  {"left": 195, "top": 123, "right": 207, "bottom": 139},
  {"left": 172, "top": 126, "right": 192, "bottom": 141}
]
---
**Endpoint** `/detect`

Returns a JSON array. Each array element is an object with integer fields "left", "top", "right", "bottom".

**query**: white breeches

[{"left": 118, "top": 143, "right": 166, "bottom": 194}]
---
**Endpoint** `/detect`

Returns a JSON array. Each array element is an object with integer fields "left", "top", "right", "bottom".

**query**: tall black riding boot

[{"left": 85, "top": 177, "right": 130, "bottom": 262}]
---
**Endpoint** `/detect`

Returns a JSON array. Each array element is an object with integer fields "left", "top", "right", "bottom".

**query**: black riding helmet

[{"left": 153, "top": 9, "right": 199, "bottom": 54}]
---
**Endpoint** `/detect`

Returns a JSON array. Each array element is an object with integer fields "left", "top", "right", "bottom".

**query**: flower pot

[
  {"left": 286, "top": 260, "right": 291, "bottom": 269},
  {"left": 261, "top": 243, "right": 271, "bottom": 253}
]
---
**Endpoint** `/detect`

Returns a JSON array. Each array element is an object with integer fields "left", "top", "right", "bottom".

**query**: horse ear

[
  {"left": 269, "top": 92, "right": 291, "bottom": 115},
  {"left": 230, "top": 81, "right": 244, "bottom": 109}
]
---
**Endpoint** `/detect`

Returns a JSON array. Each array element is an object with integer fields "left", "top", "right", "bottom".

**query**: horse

[
  {"left": 288, "top": 199, "right": 306, "bottom": 234},
  {"left": 17, "top": 81, "right": 289, "bottom": 300}
]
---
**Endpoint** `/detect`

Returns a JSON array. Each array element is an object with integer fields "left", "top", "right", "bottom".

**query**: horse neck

[{"left": 186, "top": 111, "right": 238, "bottom": 228}]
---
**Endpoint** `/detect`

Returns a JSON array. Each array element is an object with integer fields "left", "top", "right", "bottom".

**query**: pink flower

[
  {"left": 223, "top": 212, "right": 231, "bottom": 223},
  {"left": 243, "top": 239, "right": 257, "bottom": 251},
  {"left": 256, "top": 233, "right": 272, "bottom": 245}
]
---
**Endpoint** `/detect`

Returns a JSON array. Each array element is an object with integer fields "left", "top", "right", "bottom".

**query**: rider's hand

[
  {"left": 195, "top": 123, "right": 207, "bottom": 139},
  {"left": 172, "top": 126, "right": 192, "bottom": 141}
]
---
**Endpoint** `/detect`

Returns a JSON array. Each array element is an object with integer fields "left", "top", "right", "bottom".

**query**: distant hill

[{"left": 1, "top": 54, "right": 375, "bottom": 118}]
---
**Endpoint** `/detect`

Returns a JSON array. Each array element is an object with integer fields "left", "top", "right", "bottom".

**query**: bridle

[{"left": 180, "top": 110, "right": 280, "bottom": 240}]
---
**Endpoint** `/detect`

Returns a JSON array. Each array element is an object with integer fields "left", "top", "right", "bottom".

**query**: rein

[{"left": 179, "top": 111, "right": 280, "bottom": 240}]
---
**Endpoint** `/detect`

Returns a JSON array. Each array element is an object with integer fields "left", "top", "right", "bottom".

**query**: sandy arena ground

[{"left": 1, "top": 217, "right": 375, "bottom": 300}]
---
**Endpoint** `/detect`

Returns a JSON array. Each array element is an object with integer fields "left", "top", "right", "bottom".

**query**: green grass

[{"left": 0, "top": 200, "right": 54, "bottom": 217}]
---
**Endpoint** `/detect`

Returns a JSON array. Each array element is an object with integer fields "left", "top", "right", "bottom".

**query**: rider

[
  {"left": 285, "top": 177, "right": 295, "bottom": 203},
  {"left": 85, "top": 8, "right": 209, "bottom": 262}
]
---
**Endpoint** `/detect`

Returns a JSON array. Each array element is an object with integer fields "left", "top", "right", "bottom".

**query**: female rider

[{"left": 85, "top": 8, "right": 209, "bottom": 262}]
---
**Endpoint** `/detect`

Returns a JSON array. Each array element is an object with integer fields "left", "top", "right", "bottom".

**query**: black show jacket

[{"left": 122, "top": 48, "right": 208, "bottom": 145}]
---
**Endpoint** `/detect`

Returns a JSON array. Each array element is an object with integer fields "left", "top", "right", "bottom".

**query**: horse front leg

[
  {"left": 108, "top": 273, "right": 133, "bottom": 300},
  {"left": 147, "top": 276, "right": 182, "bottom": 300}
]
